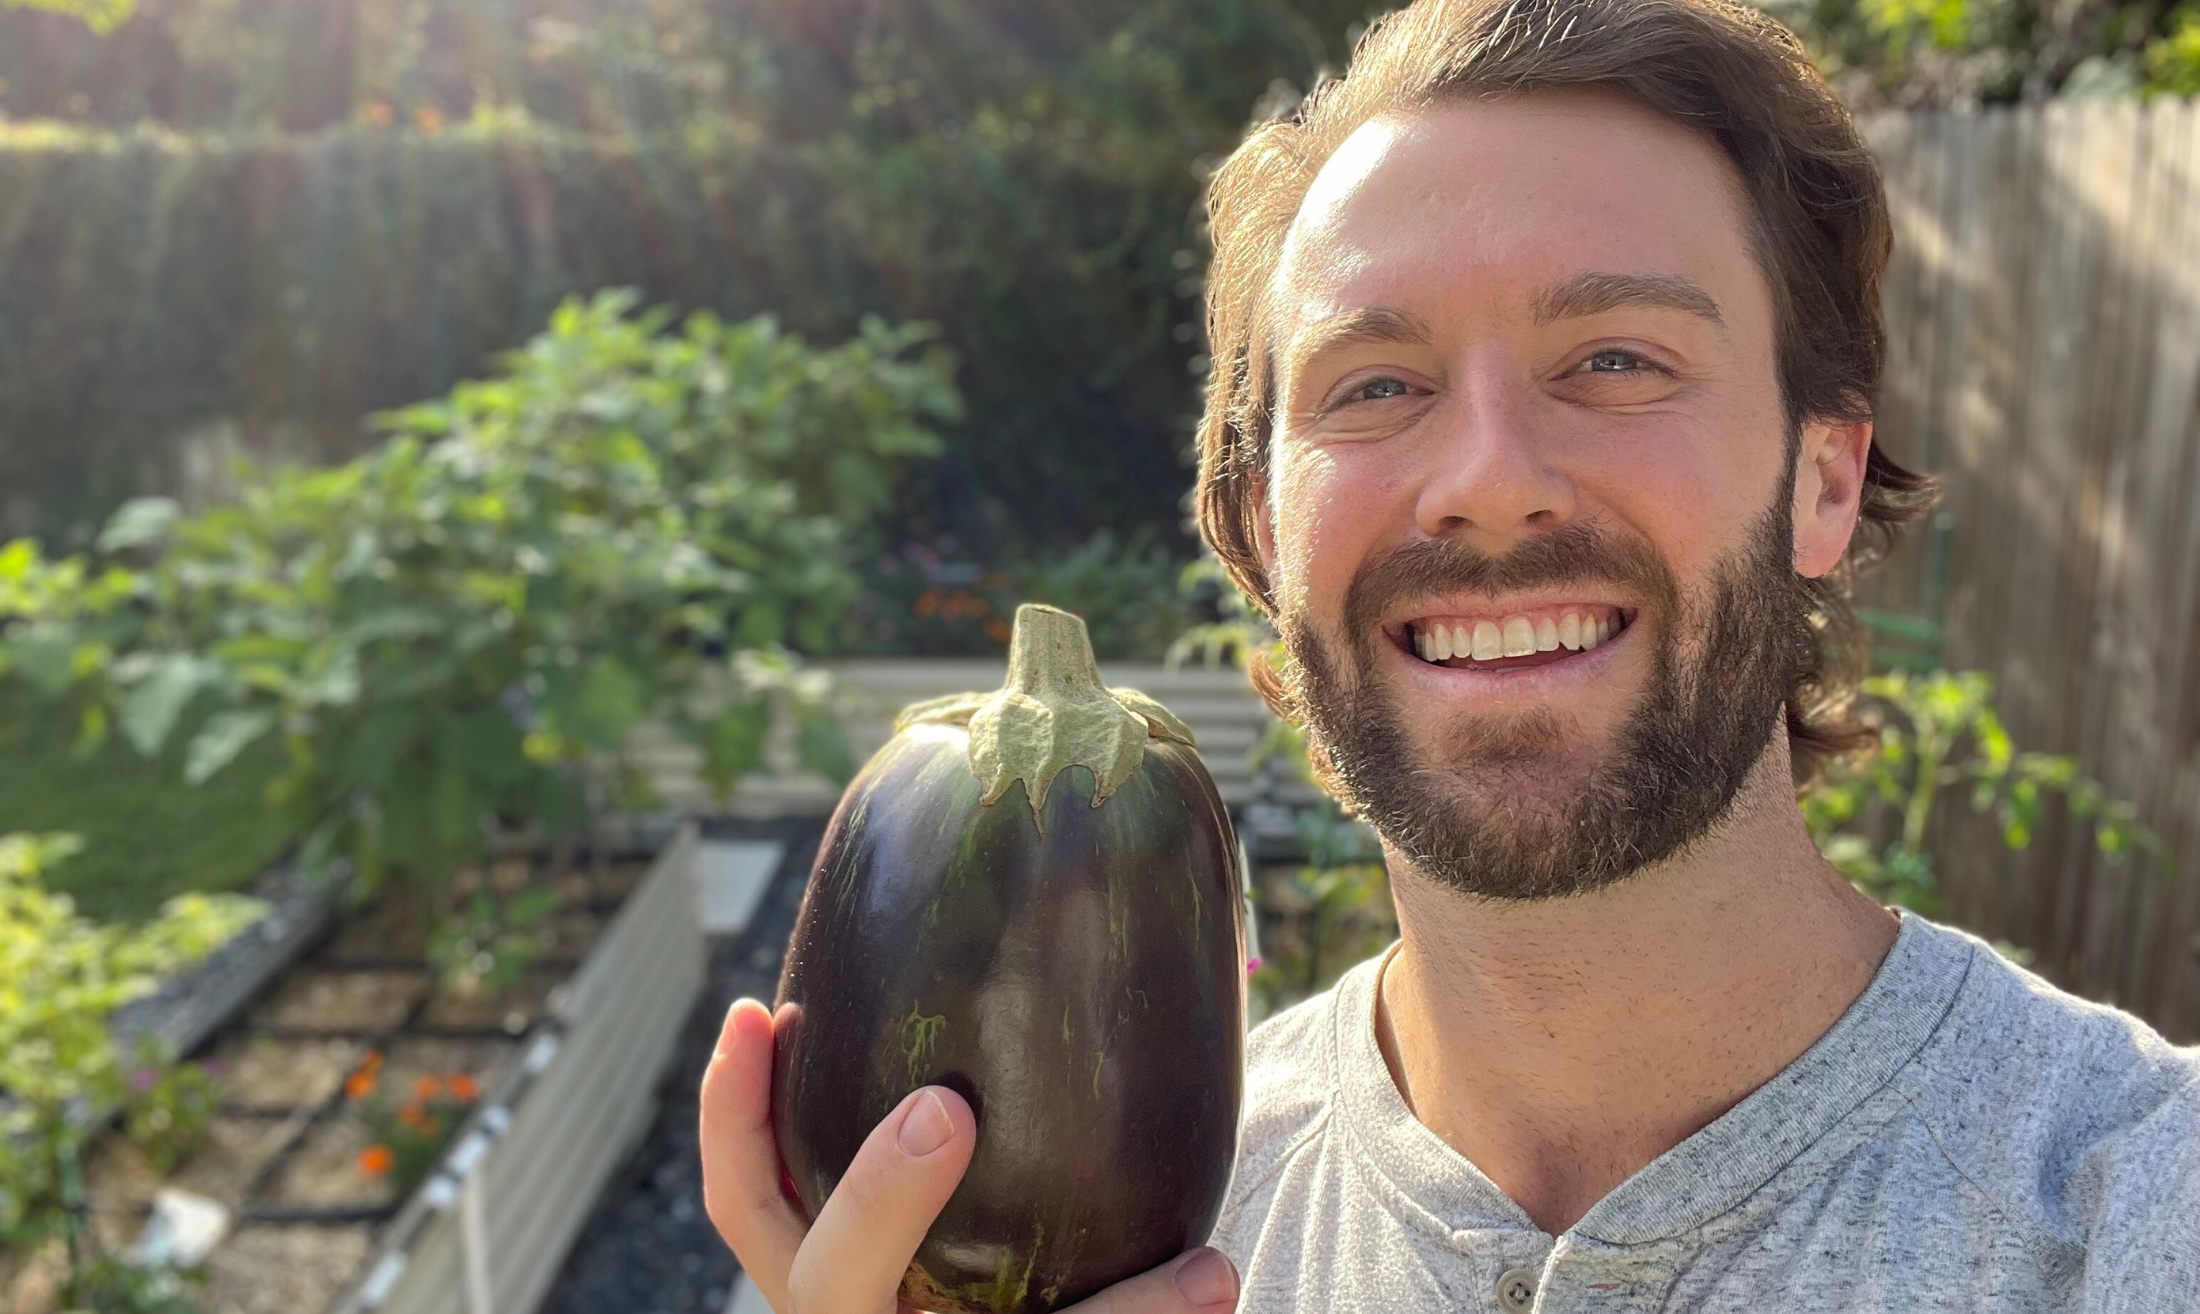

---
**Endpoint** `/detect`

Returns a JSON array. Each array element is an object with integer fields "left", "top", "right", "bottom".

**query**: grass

[{"left": 0, "top": 686, "right": 295, "bottom": 921}]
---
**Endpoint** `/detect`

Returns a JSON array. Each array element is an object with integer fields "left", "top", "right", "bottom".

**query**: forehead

[{"left": 1271, "top": 90, "right": 1766, "bottom": 340}]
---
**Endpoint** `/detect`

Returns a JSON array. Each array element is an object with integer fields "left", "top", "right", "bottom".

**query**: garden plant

[
  {"left": 0, "top": 292, "right": 958, "bottom": 986},
  {"left": 0, "top": 832, "right": 264, "bottom": 1310}
]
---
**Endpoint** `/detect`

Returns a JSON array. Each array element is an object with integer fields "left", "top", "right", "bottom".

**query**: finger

[
  {"left": 699, "top": 997, "right": 806, "bottom": 1309},
  {"left": 1062, "top": 1248, "right": 1241, "bottom": 1314},
  {"left": 787, "top": 1083, "right": 977, "bottom": 1313}
]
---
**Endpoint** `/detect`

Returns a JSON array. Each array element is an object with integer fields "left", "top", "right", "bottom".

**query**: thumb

[{"left": 786, "top": 1085, "right": 976, "bottom": 1311}]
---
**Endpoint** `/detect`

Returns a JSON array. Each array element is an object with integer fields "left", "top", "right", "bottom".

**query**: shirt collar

[{"left": 1327, "top": 909, "right": 1978, "bottom": 1244}]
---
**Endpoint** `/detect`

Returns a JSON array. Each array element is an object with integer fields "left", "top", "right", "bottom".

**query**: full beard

[{"left": 1282, "top": 498, "right": 1813, "bottom": 902}]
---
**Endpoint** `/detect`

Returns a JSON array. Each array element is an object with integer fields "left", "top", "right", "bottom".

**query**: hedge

[{"left": 0, "top": 115, "right": 1208, "bottom": 551}]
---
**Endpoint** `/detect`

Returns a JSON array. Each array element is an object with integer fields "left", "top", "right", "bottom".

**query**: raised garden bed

[{"left": 6, "top": 825, "right": 704, "bottom": 1314}]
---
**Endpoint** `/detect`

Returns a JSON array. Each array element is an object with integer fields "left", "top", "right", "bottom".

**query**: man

[{"left": 700, "top": 0, "right": 2200, "bottom": 1309}]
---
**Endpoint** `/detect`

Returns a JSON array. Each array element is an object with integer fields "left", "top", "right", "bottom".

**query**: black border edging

[{"left": 110, "top": 861, "right": 350, "bottom": 1064}]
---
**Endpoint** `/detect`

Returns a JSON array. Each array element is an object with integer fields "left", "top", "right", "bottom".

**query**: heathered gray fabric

[{"left": 1211, "top": 913, "right": 2200, "bottom": 1312}]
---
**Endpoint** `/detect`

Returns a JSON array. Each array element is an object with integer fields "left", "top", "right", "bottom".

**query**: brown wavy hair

[{"left": 1192, "top": 0, "right": 1940, "bottom": 787}]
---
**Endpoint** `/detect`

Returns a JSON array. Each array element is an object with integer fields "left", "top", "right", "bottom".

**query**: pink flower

[
  {"left": 1245, "top": 957, "right": 1264, "bottom": 976},
  {"left": 130, "top": 1068, "right": 159, "bottom": 1094}
]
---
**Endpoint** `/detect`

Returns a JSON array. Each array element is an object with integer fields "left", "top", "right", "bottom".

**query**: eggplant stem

[{"left": 892, "top": 603, "right": 1198, "bottom": 826}]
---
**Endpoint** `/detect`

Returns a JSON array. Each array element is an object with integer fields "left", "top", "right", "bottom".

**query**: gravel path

[{"left": 538, "top": 820, "right": 819, "bottom": 1314}]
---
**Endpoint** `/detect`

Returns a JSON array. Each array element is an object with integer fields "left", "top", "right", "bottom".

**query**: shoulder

[
  {"left": 1890, "top": 917, "right": 2200, "bottom": 1257},
  {"left": 1212, "top": 956, "right": 1371, "bottom": 1245}
]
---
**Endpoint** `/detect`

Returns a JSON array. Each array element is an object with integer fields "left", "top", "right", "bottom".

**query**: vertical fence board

[{"left": 1864, "top": 98, "right": 2200, "bottom": 1039}]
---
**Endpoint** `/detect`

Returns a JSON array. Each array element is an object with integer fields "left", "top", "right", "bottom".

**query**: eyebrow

[
  {"left": 1531, "top": 271, "right": 1723, "bottom": 326},
  {"left": 1278, "top": 305, "right": 1434, "bottom": 387}
]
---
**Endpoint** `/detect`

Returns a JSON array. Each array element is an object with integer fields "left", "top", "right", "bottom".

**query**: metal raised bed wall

[
  {"left": 335, "top": 825, "right": 704, "bottom": 1314},
  {"left": 630, "top": 659, "right": 1322, "bottom": 817}
]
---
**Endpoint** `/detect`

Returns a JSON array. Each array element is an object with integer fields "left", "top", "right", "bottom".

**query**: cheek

[
  {"left": 1269, "top": 443, "right": 1397, "bottom": 614},
  {"left": 1587, "top": 414, "right": 1779, "bottom": 579}
]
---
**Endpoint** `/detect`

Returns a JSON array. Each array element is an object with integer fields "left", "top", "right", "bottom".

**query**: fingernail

[
  {"left": 1173, "top": 1248, "right": 1238, "bottom": 1307},
  {"left": 897, "top": 1089, "right": 954, "bottom": 1157},
  {"left": 714, "top": 999, "right": 756, "bottom": 1058}
]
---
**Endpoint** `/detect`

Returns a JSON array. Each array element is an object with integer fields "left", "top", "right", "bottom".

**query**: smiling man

[
  {"left": 1189, "top": 0, "right": 2200, "bottom": 1308},
  {"left": 699, "top": 0, "right": 2200, "bottom": 1309}
]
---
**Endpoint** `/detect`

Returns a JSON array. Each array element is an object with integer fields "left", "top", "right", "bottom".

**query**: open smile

[{"left": 1388, "top": 603, "right": 1637, "bottom": 675}]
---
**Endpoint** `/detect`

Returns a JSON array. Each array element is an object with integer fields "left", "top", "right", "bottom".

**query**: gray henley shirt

[{"left": 1210, "top": 912, "right": 2200, "bottom": 1311}]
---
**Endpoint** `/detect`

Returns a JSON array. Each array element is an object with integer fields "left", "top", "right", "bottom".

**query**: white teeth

[{"left": 1414, "top": 610, "right": 1619, "bottom": 663}]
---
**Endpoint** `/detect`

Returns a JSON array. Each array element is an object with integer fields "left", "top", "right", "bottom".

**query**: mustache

[{"left": 1341, "top": 521, "right": 1681, "bottom": 644}]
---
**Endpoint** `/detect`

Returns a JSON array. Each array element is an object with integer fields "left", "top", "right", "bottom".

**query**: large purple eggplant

[{"left": 772, "top": 603, "right": 1245, "bottom": 1313}]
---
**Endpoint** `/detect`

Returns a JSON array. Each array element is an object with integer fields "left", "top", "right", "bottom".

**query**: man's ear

[{"left": 1792, "top": 417, "right": 1870, "bottom": 580}]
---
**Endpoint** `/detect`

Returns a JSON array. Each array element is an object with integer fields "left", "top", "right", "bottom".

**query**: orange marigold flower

[
  {"left": 397, "top": 1100, "right": 428, "bottom": 1129},
  {"left": 413, "top": 1075, "right": 443, "bottom": 1102},
  {"left": 449, "top": 1073, "right": 481, "bottom": 1103},
  {"left": 344, "top": 1069, "right": 379, "bottom": 1101},
  {"left": 358, "top": 1145, "right": 395, "bottom": 1177}
]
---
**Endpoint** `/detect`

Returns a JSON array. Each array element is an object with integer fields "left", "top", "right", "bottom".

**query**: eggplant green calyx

[{"left": 895, "top": 603, "right": 1196, "bottom": 822}]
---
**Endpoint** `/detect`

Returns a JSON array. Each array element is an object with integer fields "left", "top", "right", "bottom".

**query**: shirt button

[{"left": 1496, "top": 1267, "right": 1538, "bottom": 1312}]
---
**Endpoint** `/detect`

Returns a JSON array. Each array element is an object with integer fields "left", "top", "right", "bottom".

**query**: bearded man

[{"left": 699, "top": 0, "right": 2200, "bottom": 1309}]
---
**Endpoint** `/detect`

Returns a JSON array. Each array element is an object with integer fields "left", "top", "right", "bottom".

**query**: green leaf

[
  {"left": 118, "top": 654, "right": 213, "bottom": 756},
  {"left": 796, "top": 705, "right": 856, "bottom": 787},
  {"left": 4, "top": 629, "right": 77, "bottom": 695},
  {"left": 95, "top": 497, "right": 180, "bottom": 554},
  {"left": 698, "top": 701, "right": 772, "bottom": 794},
  {"left": 184, "top": 709, "right": 276, "bottom": 786},
  {"left": 568, "top": 658, "right": 648, "bottom": 750}
]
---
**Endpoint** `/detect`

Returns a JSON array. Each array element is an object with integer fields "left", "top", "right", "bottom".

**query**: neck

[{"left": 1373, "top": 742, "right": 1898, "bottom": 1236}]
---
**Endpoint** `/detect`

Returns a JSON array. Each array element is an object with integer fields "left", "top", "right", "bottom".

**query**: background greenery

[
  {"left": 0, "top": 0, "right": 2186, "bottom": 998},
  {"left": 0, "top": 0, "right": 1379, "bottom": 559},
  {"left": 16, "top": 0, "right": 2183, "bottom": 556},
  {"left": 0, "top": 293, "right": 959, "bottom": 915}
]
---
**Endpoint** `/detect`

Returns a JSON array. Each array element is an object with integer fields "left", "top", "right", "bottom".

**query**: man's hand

[{"left": 700, "top": 997, "right": 1241, "bottom": 1314}]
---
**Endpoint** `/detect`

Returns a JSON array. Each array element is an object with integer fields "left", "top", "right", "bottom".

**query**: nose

[{"left": 1413, "top": 364, "right": 1576, "bottom": 549}]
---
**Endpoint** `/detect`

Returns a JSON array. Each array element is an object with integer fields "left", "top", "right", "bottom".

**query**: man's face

[{"left": 1257, "top": 91, "right": 1849, "bottom": 900}]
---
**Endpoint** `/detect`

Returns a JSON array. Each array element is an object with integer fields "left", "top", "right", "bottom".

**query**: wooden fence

[{"left": 1862, "top": 98, "right": 2200, "bottom": 1040}]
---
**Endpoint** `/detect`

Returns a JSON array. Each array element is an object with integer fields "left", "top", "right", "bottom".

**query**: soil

[
  {"left": 538, "top": 819, "right": 819, "bottom": 1314},
  {"left": 199, "top": 1224, "right": 375, "bottom": 1314},
  {"left": 249, "top": 970, "right": 433, "bottom": 1034},
  {"left": 207, "top": 1035, "right": 367, "bottom": 1110}
]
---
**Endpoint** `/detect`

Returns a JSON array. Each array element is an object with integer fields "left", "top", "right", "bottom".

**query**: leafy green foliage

[
  {"left": 0, "top": 833, "right": 262, "bottom": 1300},
  {"left": 1247, "top": 803, "right": 1395, "bottom": 1016},
  {"left": 0, "top": 292, "right": 956, "bottom": 898},
  {"left": 0, "top": 682, "right": 294, "bottom": 922},
  {"left": 842, "top": 529, "right": 1201, "bottom": 660},
  {"left": 2143, "top": 6, "right": 2200, "bottom": 94},
  {"left": 1803, "top": 670, "right": 2169, "bottom": 911},
  {"left": 1767, "top": 0, "right": 2200, "bottom": 104},
  {"left": 0, "top": 2, "right": 1373, "bottom": 555},
  {"left": 0, "top": 0, "right": 132, "bottom": 33},
  {"left": 428, "top": 888, "right": 561, "bottom": 1001}
]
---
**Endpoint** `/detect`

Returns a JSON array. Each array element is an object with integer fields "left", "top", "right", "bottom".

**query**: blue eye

[
  {"left": 1583, "top": 349, "right": 1643, "bottom": 373},
  {"left": 1353, "top": 377, "right": 1413, "bottom": 401}
]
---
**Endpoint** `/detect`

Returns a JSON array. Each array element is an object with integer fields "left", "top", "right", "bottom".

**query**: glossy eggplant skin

[{"left": 772, "top": 722, "right": 1245, "bottom": 1314}]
